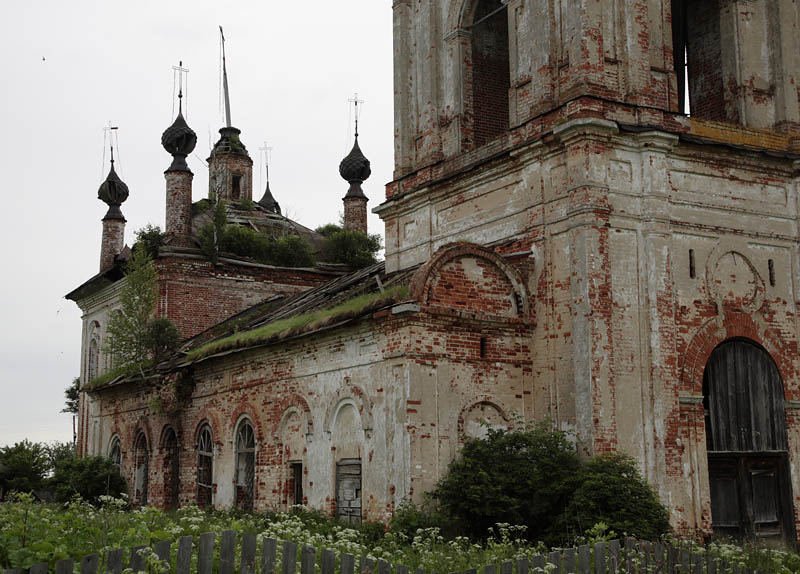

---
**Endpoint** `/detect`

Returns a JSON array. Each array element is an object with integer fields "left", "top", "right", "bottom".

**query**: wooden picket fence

[{"left": 1, "top": 532, "right": 762, "bottom": 574}]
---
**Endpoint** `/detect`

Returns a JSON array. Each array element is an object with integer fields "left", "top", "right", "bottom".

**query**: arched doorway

[{"left": 703, "top": 339, "right": 796, "bottom": 546}]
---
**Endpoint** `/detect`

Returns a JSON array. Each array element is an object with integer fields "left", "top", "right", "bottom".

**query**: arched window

[
  {"left": 469, "top": 0, "right": 510, "bottom": 147},
  {"left": 162, "top": 427, "right": 180, "bottom": 509},
  {"left": 87, "top": 321, "right": 100, "bottom": 381},
  {"left": 235, "top": 419, "right": 255, "bottom": 511},
  {"left": 703, "top": 339, "right": 795, "bottom": 545},
  {"left": 108, "top": 435, "right": 121, "bottom": 469},
  {"left": 133, "top": 432, "right": 149, "bottom": 506},
  {"left": 197, "top": 425, "right": 214, "bottom": 508}
]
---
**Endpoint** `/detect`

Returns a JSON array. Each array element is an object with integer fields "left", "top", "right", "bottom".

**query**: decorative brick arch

[
  {"left": 272, "top": 395, "right": 314, "bottom": 440},
  {"left": 680, "top": 312, "right": 796, "bottom": 398},
  {"left": 130, "top": 418, "right": 153, "bottom": 454},
  {"left": 409, "top": 242, "right": 530, "bottom": 322},
  {"left": 229, "top": 400, "right": 264, "bottom": 443},
  {"left": 191, "top": 410, "right": 223, "bottom": 448},
  {"left": 447, "top": 0, "right": 481, "bottom": 32},
  {"left": 323, "top": 381, "right": 373, "bottom": 433},
  {"left": 457, "top": 395, "right": 513, "bottom": 439},
  {"left": 158, "top": 423, "right": 181, "bottom": 450}
]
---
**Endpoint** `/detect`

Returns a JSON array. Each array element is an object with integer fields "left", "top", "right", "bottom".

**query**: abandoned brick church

[{"left": 68, "top": 0, "right": 800, "bottom": 546}]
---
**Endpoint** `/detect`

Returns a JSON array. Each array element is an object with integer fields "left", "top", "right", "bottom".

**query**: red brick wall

[
  {"left": 155, "top": 255, "right": 336, "bottom": 339},
  {"left": 686, "top": 0, "right": 729, "bottom": 123},
  {"left": 343, "top": 197, "right": 368, "bottom": 234}
]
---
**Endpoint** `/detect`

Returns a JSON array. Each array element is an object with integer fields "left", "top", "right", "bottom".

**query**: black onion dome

[
  {"left": 339, "top": 136, "right": 371, "bottom": 184},
  {"left": 258, "top": 181, "right": 281, "bottom": 214},
  {"left": 98, "top": 162, "right": 129, "bottom": 220},
  {"left": 161, "top": 111, "right": 197, "bottom": 171}
]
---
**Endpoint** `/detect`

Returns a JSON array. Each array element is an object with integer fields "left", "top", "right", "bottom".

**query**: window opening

[
  {"left": 479, "top": 337, "right": 488, "bottom": 358},
  {"left": 768, "top": 259, "right": 776, "bottom": 287},
  {"left": 235, "top": 420, "right": 255, "bottom": 511},
  {"left": 290, "top": 462, "right": 303, "bottom": 506},
  {"left": 197, "top": 425, "right": 214, "bottom": 508},
  {"left": 689, "top": 249, "right": 696, "bottom": 279},
  {"left": 470, "top": 0, "right": 510, "bottom": 147},
  {"left": 133, "top": 433, "right": 149, "bottom": 506},
  {"left": 108, "top": 436, "right": 121, "bottom": 469},
  {"left": 232, "top": 175, "right": 242, "bottom": 201},
  {"left": 163, "top": 428, "right": 180, "bottom": 509}
]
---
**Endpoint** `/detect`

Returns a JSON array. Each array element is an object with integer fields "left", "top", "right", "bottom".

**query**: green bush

[
  {"left": 559, "top": 452, "right": 670, "bottom": 542},
  {"left": 317, "top": 226, "right": 382, "bottom": 268},
  {"left": 0, "top": 441, "right": 50, "bottom": 497},
  {"left": 48, "top": 456, "right": 126, "bottom": 504},
  {"left": 432, "top": 423, "right": 580, "bottom": 542},
  {"left": 389, "top": 500, "right": 454, "bottom": 540},
  {"left": 134, "top": 224, "right": 165, "bottom": 259}
]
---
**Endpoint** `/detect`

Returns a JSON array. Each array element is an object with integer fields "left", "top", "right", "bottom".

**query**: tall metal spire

[{"left": 220, "top": 26, "right": 232, "bottom": 128}]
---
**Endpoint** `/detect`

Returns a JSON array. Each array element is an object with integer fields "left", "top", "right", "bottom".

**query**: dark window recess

[
  {"left": 290, "top": 462, "right": 303, "bottom": 506},
  {"left": 689, "top": 249, "right": 696, "bottom": 279},
  {"left": 470, "top": 0, "right": 509, "bottom": 147},
  {"left": 133, "top": 433, "right": 148, "bottom": 506},
  {"left": 336, "top": 458, "right": 362, "bottom": 525},
  {"left": 672, "top": 0, "right": 729, "bottom": 122},
  {"left": 232, "top": 175, "right": 242, "bottom": 200},
  {"left": 768, "top": 259, "right": 776, "bottom": 287},
  {"left": 163, "top": 428, "right": 180, "bottom": 510},
  {"left": 235, "top": 420, "right": 255, "bottom": 511},
  {"left": 703, "top": 339, "right": 796, "bottom": 547},
  {"left": 109, "top": 436, "right": 121, "bottom": 469},
  {"left": 197, "top": 425, "right": 214, "bottom": 508},
  {"left": 479, "top": 337, "right": 487, "bottom": 358}
]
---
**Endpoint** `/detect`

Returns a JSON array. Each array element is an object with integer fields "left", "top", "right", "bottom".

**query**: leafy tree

[
  {"left": 269, "top": 235, "right": 314, "bottom": 267},
  {"left": 558, "top": 452, "right": 670, "bottom": 541},
  {"left": 62, "top": 377, "right": 80, "bottom": 415},
  {"left": 0, "top": 440, "right": 50, "bottom": 496},
  {"left": 198, "top": 200, "right": 229, "bottom": 264},
  {"left": 48, "top": 455, "right": 126, "bottom": 504},
  {"left": 315, "top": 224, "right": 382, "bottom": 268},
  {"left": 134, "top": 224, "right": 165, "bottom": 259},
  {"left": 45, "top": 441, "right": 75, "bottom": 471},
  {"left": 103, "top": 246, "right": 178, "bottom": 375},
  {"left": 432, "top": 422, "right": 580, "bottom": 542}
]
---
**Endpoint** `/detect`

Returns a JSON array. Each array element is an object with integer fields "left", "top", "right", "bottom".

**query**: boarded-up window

[
  {"left": 703, "top": 339, "right": 796, "bottom": 546},
  {"left": 290, "top": 462, "right": 303, "bottom": 506},
  {"left": 197, "top": 425, "right": 213, "bottom": 508},
  {"left": 235, "top": 420, "right": 255, "bottom": 511},
  {"left": 336, "top": 458, "right": 362, "bottom": 524},
  {"left": 133, "top": 433, "right": 148, "bottom": 506}
]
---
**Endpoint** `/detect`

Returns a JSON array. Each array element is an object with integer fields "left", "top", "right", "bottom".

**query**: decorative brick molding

[
  {"left": 409, "top": 242, "right": 530, "bottom": 322},
  {"left": 680, "top": 312, "right": 796, "bottom": 398}
]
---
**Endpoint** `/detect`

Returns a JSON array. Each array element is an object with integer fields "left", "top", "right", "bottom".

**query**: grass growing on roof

[
  {"left": 187, "top": 285, "right": 409, "bottom": 361},
  {"left": 85, "top": 362, "right": 149, "bottom": 390}
]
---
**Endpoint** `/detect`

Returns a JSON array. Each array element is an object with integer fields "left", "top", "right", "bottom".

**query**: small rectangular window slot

[
  {"left": 768, "top": 259, "right": 775, "bottom": 287},
  {"left": 479, "top": 337, "right": 487, "bottom": 358},
  {"left": 689, "top": 249, "right": 696, "bottom": 279}
]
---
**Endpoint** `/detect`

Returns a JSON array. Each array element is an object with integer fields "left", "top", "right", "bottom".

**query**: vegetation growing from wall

[
  {"left": 187, "top": 285, "right": 408, "bottom": 361},
  {"left": 316, "top": 224, "right": 382, "bottom": 268},
  {"left": 103, "top": 247, "right": 179, "bottom": 378},
  {"left": 134, "top": 225, "right": 166, "bottom": 259},
  {"left": 198, "top": 201, "right": 314, "bottom": 267}
]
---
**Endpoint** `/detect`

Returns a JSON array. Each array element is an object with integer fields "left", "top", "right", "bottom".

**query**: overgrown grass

[
  {"left": 85, "top": 362, "right": 149, "bottom": 390},
  {"left": 187, "top": 285, "right": 409, "bottom": 362}
]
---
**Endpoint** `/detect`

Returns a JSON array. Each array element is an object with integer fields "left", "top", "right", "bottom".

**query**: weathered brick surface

[
  {"left": 343, "top": 197, "right": 368, "bottom": 234},
  {"left": 165, "top": 171, "right": 193, "bottom": 247},
  {"left": 99, "top": 218, "right": 125, "bottom": 272}
]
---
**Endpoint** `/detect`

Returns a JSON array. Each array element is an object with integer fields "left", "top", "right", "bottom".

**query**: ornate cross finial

[
  {"left": 348, "top": 92, "right": 364, "bottom": 137},
  {"left": 259, "top": 141, "right": 273, "bottom": 186},
  {"left": 102, "top": 122, "right": 119, "bottom": 176},
  {"left": 172, "top": 60, "right": 190, "bottom": 116}
]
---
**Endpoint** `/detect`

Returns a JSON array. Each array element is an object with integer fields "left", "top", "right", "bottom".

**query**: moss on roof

[{"left": 186, "top": 285, "right": 408, "bottom": 362}]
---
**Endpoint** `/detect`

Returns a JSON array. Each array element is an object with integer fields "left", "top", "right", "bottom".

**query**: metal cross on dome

[{"left": 348, "top": 92, "right": 364, "bottom": 137}]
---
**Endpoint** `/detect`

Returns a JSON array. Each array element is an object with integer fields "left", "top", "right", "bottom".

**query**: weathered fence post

[
  {"left": 198, "top": 532, "right": 215, "bottom": 574},
  {"left": 341, "top": 553, "right": 355, "bottom": 574},
  {"left": 129, "top": 546, "right": 146, "bottom": 573},
  {"left": 176, "top": 536, "right": 192, "bottom": 574},
  {"left": 240, "top": 533, "right": 257, "bottom": 574},
  {"left": 282, "top": 541, "right": 298, "bottom": 574},
  {"left": 261, "top": 538, "right": 278, "bottom": 574},
  {"left": 321, "top": 549, "right": 336, "bottom": 574},
  {"left": 300, "top": 546, "right": 315, "bottom": 574},
  {"left": 106, "top": 548, "right": 124, "bottom": 574}
]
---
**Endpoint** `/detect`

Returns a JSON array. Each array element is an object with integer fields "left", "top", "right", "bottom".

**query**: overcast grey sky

[{"left": 0, "top": 1, "right": 394, "bottom": 447}]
